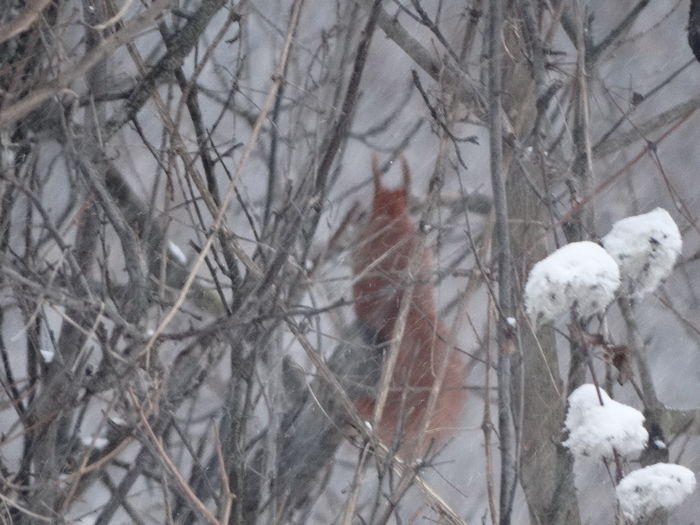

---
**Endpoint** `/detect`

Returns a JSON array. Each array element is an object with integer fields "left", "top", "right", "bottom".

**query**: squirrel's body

[{"left": 351, "top": 157, "right": 465, "bottom": 455}]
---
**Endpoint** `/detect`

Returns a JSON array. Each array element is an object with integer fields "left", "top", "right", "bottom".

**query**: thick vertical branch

[
  {"left": 689, "top": 0, "right": 700, "bottom": 63},
  {"left": 505, "top": 4, "right": 582, "bottom": 523},
  {"left": 23, "top": 4, "right": 106, "bottom": 517},
  {"left": 618, "top": 297, "right": 669, "bottom": 467},
  {"left": 488, "top": 1, "right": 516, "bottom": 523},
  {"left": 565, "top": 2, "right": 595, "bottom": 243}
]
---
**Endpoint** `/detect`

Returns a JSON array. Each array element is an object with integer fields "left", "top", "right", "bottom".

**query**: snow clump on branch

[
  {"left": 616, "top": 463, "right": 696, "bottom": 521},
  {"left": 601, "top": 208, "right": 682, "bottom": 297},
  {"left": 524, "top": 241, "right": 620, "bottom": 326},
  {"left": 563, "top": 384, "right": 647, "bottom": 459}
]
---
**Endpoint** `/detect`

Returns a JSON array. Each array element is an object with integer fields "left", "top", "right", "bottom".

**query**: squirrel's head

[{"left": 371, "top": 154, "right": 411, "bottom": 218}]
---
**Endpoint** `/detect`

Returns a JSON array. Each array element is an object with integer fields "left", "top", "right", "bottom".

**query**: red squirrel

[{"left": 351, "top": 156, "right": 465, "bottom": 456}]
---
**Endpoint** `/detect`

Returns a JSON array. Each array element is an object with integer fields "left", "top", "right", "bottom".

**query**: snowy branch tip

[
  {"left": 563, "top": 384, "right": 647, "bottom": 459},
  {"left": 601, "top": 208, "right": 682, "bottom": 297},
  {"left": 617, "top": 463, "right": 696, "bottom": 521},
  {"left": 524, "top": 241, "right": 620, "bottom": 326}
]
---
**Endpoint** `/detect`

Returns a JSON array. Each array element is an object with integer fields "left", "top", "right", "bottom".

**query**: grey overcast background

[{"left": 0, "top": 1, "right": 699, "bottom": 524}]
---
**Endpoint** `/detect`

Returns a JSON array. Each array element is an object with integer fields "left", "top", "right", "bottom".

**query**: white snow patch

[
  {"left": 616, "top": 463, "right": 696, "bottom": 521},
  {"left": 601, "top": 208, "right": 681, "bottom": 297},
  {"left": 652, "top": 438, "right": 667, "bottom": 450},
  {"left": 109, "top": 415, "right": 127, "bottom": 427},
  {"left": 80, "top": 435, "right": 109, "bottom": 450},
  {"left": 563, "top": 384, "right": 647, "bottom": 459},
  {"left": 40, "top": 349, "right": 55, "bottom": 363},
  {"left": 167, "top": 240, "right": 187, "bottom": 265},
  {"left": 524, "top": 241, "right": 620, "bottom": 326}
]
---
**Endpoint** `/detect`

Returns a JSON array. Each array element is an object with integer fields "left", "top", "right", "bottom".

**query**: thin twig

[{"left": 128, "top": 389, "right": 219, "bottom": 525}]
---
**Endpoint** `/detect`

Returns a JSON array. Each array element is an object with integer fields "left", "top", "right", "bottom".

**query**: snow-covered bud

[
  {"left": 524, "top": 241, "right": 620, "bottom": 326},
  {"left": 616, "top": 463, "right": 696, "bottom": 521},
  {"left": 563, "top": 383, "right": 647, "bottom": 459},
  {"left": 601, "top": 208, "right": 682, "bottom": 297}
]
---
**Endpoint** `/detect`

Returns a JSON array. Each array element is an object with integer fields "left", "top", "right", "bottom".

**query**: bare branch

[
  {"left": 0, "top": 0, "right": 175, "bottom": 128},
  {"left": 0, "top": 0, "right": 51, "bottom": 45}
]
